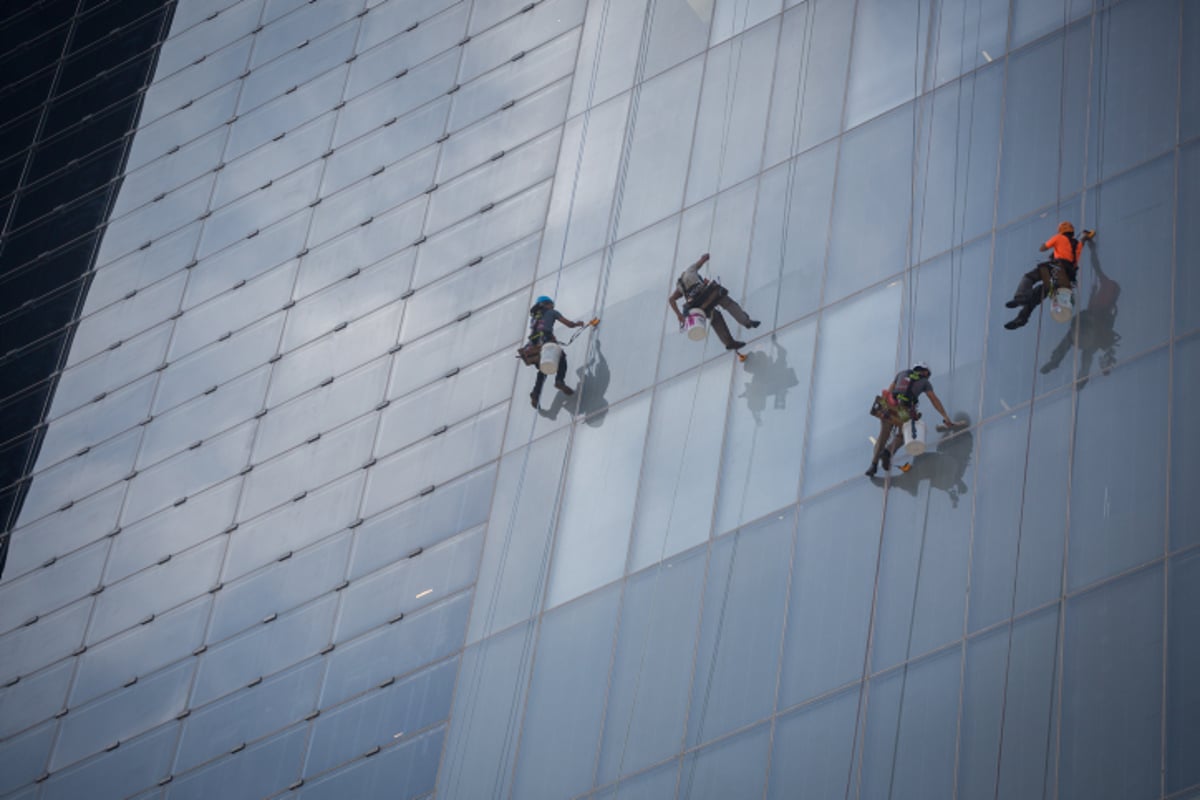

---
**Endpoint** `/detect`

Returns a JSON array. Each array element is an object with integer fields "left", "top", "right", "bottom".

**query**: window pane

[
  {"left": 679, "top": 722, "right": 769, "bottom": 800},
  {"left": 767, "top": 688, "right": 859, "bottom": 800},
  {"left": 1167, "top": 550, "right": 1200, "bottom": 793}
]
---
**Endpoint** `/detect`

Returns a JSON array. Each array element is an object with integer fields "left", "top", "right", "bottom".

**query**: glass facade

[{"left": 0, "top": 0, "right": 1195, "bottom": 798}]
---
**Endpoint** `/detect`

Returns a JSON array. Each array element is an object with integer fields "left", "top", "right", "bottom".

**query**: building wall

[{"left": 1, "top": 0, "right": 1197, "bottom": 798}]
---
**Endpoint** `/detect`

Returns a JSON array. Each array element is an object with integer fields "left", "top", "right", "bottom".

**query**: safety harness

[{"left": 678, "top": 275, "right": 727, "bottom": 315}]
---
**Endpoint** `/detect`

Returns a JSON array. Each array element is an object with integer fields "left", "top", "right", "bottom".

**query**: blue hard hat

[{"left": 536, "top": 295, "right": 553, "bottom": 305}]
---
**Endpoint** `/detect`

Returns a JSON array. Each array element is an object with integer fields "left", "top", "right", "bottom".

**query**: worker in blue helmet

[
  {"left": 865, "top": 361, "right": 956, "bottom": 477},
  {"left": 524, "top": 296, "right": 587, "bottom": 408}
]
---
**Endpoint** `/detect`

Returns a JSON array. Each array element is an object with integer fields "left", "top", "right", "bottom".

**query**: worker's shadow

[
  {"left": 738, "top": 337, "right": 800, "bottom": 425},
  {"left": 872, "top": 417, "right": 974, "bottom": 509},
  {"left": 538, "top": 339, "right": 610, "bottom": 426},
  {"left": 1039, "top": 245, "right": 1121, "bottom": 388}
]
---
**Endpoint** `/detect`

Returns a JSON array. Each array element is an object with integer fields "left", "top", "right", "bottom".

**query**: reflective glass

[
  {"left": 1010, "top": 0, "right": 1093, "bottom": 51},
  {"left": 139, "top": 39, "right": 255, "bottom": 125},
  {"left": 83, "top": 224, "right": 202, "bottom": 314},
  {"left": 16, "top": 427, "right": 141, "bottom": 527},
  {"left": 212, "top": 115, "right": 337, "bottom": 209},
  {"left": 323, "top": 100, "right": 447, "bottom": 196},
  {"left": 1, "top": 484, "right": 122, "bottom": 584},
  {"left": 458, "top": 0, "right": 586, "bottom": 85},
  {"left": 248, "top": 0, "right": 360, "bottom": 69},
  {"left": 35, "top": 374, "right": 156, "bottom": 475},
  {"left": 226, "top": 69, "right": 347, "bottom": 160},
  {"left": 297, "top": 727, "right": 443, "bottom": 800},
  {"left": 567, "top": 0, "right": 652, "bottom": 115},
  {"left": 155, "top": 0, "right": 264, "bottom": 78},
  {"left": 334, "top": 50, "right": 458, "bottom": 147},
  {"left": 43, "top": 723, "right": 178, "bottom": 800},
  {"left": 166, "top": 726, "right": 306, "bottom": 800},
  {"left": 0, "top": 722, "right": 54, "bottom": 795},
  {"left": 238, "top": 21, "right": 357, "bottom": 112},
  {"left": 844, "top": 0, "right": 932, "bottom": 130},
  {"left": 0, "top": 659, "right": 73, "bottom": 740},
  {"left": 0, "top": 542, "right": 104, "bottom": 637},
  {"left": 678, "top": 722, "right": 770, "bottom": 800},
  {"left": 0, "top": 600, "right": 92, "bottom": 686},
  {"left": 180, "top": 211, "right": 307, "bottom": 309},
  {"left": 1167, "top": 550, "right": 1200, "bottom": 793},
  {"left": 355, "top": 0, "right": 465, "bottom": 72},
  {"left": 1171, "top": 334, "right": 1200, "bottom": 551},
  {"left": 767, "top": 688, "right": 859, "bottom": 800},
  {"left": 1180, "top": 144, "right": 1200, "bottom": 337}
]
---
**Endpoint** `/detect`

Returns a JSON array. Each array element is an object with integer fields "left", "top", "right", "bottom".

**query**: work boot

[
  {"left": 864, "top": 462, "right": 877, "bottom": 478},
  {"left": 530, "top": 390, "right": 539, "bottom": 408},
  {"left": 726, "top": 340, "right": 746, "bottom": 351},
  {"left": 554, "top": 381, "right": 574, "bottom": 396},
  {"left": 747, "top": 320, "right": 761, "bottom": 329},
  {"left": 1003, "top": 313, "right": 1029, "bottom": 330},
  {"left": 880, "top": 448, "right": 891, "bottom": 471},
  {"left": 1005, "top": 297, "right": 1026, "bottom": 309}
]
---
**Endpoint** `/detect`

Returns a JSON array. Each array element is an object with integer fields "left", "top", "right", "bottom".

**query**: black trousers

[
  {"left": 693, "top": 295, "right": 753, "bottom": 348},
  {"left": 1013, "top": 260, "right": 1077, "bottom": 314},
  {"left": 532, "top": 351, "right": 567, "bottom": 401}
]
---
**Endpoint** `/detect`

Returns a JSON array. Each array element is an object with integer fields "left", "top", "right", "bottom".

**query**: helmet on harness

[
  {"left": 1057, "top": 221, "right": 1075, "bottom": 235},
  {"left": 535, "top": 295, "right": 553, "bottom": 306}
]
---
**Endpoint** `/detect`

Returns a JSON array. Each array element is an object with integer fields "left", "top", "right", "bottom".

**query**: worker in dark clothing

[
  {"left": 668, "top": 252, "right": 760, "bottom": 350},
  {"left": 524, "top": 296, "right": 585, "bottom": 409},
  {"left": 865, "top": 362, "right": 957, "bottom": 478},
  {"left": 1003, "top": 222, "right": 1095, "bottom": 330}
]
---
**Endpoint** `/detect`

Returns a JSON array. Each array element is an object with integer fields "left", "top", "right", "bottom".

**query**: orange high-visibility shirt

[{"left": 1044, "top": 233, "right": 1083, "bottom": 263}]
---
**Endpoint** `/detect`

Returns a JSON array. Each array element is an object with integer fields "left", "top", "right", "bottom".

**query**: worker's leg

[
  {"left": 554, "top": 352, "right": 573, "bottom": 395},
  {"left": 709, "top": 310, "right": 740, "bottom": 349},
  {"left": 1006, "top": 266, "right": 1044, "bottom": 307},
  {"left": 531, "top": 370, "right": 547, "bottom": 407},
  {"left": 716, "top": 294, "right": 759, "bottom": 328}
]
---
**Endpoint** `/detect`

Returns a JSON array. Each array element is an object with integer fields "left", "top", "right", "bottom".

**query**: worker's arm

[
  {"left": 668, "top": 288, "right": 684, "bottom": 322},
  {"left": 1039, "top": 242, "right": 1052, "bottom": 252},
  {"left": 925, "top": 389, "right": 955, "bottom": 427},
  {"left": 686, "top": 252, "right": 710, "bottom": 272}
]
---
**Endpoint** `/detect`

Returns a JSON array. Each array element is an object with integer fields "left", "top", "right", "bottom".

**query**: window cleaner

[
  {"left": 516, "top": 296, "right": 599, "bottom": 409},
  {"left": 866, "top": 362, "right": 961, "bottom": 478},
  {"left": 667, "top": 252, "right": 760, "bottom": 357},
  {"left": 1003, "top": 223, "right": 1095, "bottom": 330}
]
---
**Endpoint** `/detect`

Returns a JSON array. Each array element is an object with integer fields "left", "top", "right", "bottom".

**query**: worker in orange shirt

[{"left": 1003, "top": 222, "right": 1095, "bottom": 330}]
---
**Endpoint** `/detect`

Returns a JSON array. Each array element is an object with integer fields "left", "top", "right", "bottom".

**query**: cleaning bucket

[
  {"left": 684, "top": 309, "right": 708, "bottom": 341},
  {"left": 539, "top": 342, "right": 563, "bottom": 375},
  {"left": 902, "top": 418, "right": 927, "bottom": 456},
  {"left": 1049, "top": 288, "right": 1074, "bottom": 323}
]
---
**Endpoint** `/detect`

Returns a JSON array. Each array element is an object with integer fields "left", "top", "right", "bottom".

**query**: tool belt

[
  {"left": 683, "top": 281, "right": 727, "bottom": 314},
  {"left": 516, "top": 341, "right": 542, "bottom": 366},
  {"left": 1037, "top": 260, "right": 1075, "bottom": 294},
  {"left": 869, "top": 391, "right": 920, "bottom": 425}
]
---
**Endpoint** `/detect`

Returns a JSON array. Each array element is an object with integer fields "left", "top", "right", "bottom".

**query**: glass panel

[
  {"left": 1068, "top": 348, "right": 1168, "bottom": 590},
  {"left": 154, "top": 316, "right": 285, "bottom": 413},
  {"left": 166, "top": 726, "right": 306, "bottom": 800},
  {"left": 0, "top": 542, "right": 104, "bottom": 637},
  {"left": 226, "top": 69, "right": 348, "bottom": 161},
  {"left": 780, "top": 481, "right": 883, "bottom": 708},
  {"left": 844, "top": 0, "right": 931, "bottom": 130},
  {"left": 929, "top": 0, "right": 1008, "bottom": 88},
  {"left": 95, "top": 176, "right": 216, "bottom": 273},
  {"left": 592, "top": 761, "right": 679, "bottom": 800},
  {"left": 1010, "top": 0, "right": 1093, "bottom": 50},
  {"left": 155, "top": 0, "right": 265, "bottom": 78},
  {"left": 248, "top": 1, "right": 361, "bottom": 68},
  {"left": 17, "top": 428, "right": 141, "bottom": 527},
  {"left": 714, "top": 316, "right": 814, "bottom": 533},
  {"left": 334, "top": 50, "right": 458, "bottom": 147},
  {"left": 212, "top": 115, "right": 337, "bottom": 209},
  {"left": 629, "top": 360, "right": 731, "bottom": 573},
  {"left": 323, "top": 100, "right": 448, "bottom": 196},
  {"left": 824, "top": 103, "right": 913, "bottom": 304},
  {"left": 3, "top": 482, "right": 123, "bottom": 582},
  {"left": 180, "top": 212, "right": 307, "bottom": 310},
  {"left": 567, "top": 0, "right": 648, "bottom": 115},
  {"left": 293, "top": 202, "right": 421, "bottom": 299},
  {"left": 678, "top": 722, "right": 770, "bottom": 800},
  {"left": 110, "top": 129, "right": 227, "bottom": 219},
  {"left": 1171, "top": 334, "right": 1200, "bottom": 551},
  {"left": 684, "top": 19, "right": 778, "bottom": 205},
  {"left": 197, "top": 161, "right": 323, "bottom": 260},
  {"left": 802, "top": 282, "right": 901, "bottom": 496},
  {"left": 43, "top": 723, "right": 177, "bottom": 800},
  {"left": 297, "top": 727, "right": 443, "bottom": 800},
  {"left": 511, "top": 586, "right": 620, "bottom": 800},
  {"left": 46, "top": 325, "right": 170, "bottom": 422},
  {"left": 1185, "top": 0, "right": 1200, "bottom": 142},
  {"left": 458, "top": 0, "right": 587, "bottom": 85},
  {"left": 596, "top": 547, "right": 706, "bottom": 784},
  {"left": 239, "top": 22, "right": 357, "bottom": 112},
  {"left": 767, "top": 688, "right": 859, "bottom": 800},
  {"left": 1167, "top": 550, "right": 1200, "bottom": 793},
  {"left": 84, "top": 225, "right": 202, "bottom": 314},
  {"left": 0, "top": 723, "right": 54, "bottom": 795},
  {"left": 356, "top": 0, "right": 466, "bottom": 74},
  {"left": 125, "top": 83, "right": 241, "bottom": 173},
  {"left": 0, "top": 659, "right": 73, "bottom": 740},
  {"left": 309, "top": 147, "right": 437, "bottom": 246},
  {"left": 1059, "top": 564, "right": 1163, "bottom": 800},
  {"left": 957, "top": 606, "right": 1060, "bottom": 800},
  {"left": 1179, "top": 144, "right": 1200, "bottom": 337},
  {"left": 0, "top": 600, "right": 91, "bottom": 686},
  {"left": 687, "top": 512, "right": 793, "bottom": 747},
  {"left": 173, "top": 660, "right": 323, "bottom": 772},
  {"left": 547, "top": 394, "right": 650, "bottom": 608},
  {"left": 67, "top": 274, "right": 187, "bottom": 366},
  {"left": 139, "top": 38, "right": 255, "bottom": 125}
]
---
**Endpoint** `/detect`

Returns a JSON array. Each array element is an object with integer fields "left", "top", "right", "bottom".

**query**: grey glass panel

[
  {"left": 1172, "top": 335, "right": 1200, "bottom": 551},
  {"left": 212, "top": 115, "right": 337, "bottom": 209},
  {"left": 226, "top": 69, "right": 348, "bottom": 160},
  {"left": 17, "top": 428, "right": 141, "bottom": 527},
  {"left": 324, "top": 590, "right": 469, "bottom": 706},
  {"left": 968, "top": 391, "right": 1072, "bottom": 632},
  {"left": 0, "top": 543, "right": 105, "bottom": 636},
  {"left": 803, "top": 282, "right": 901, "bottom": 496},
  {"left": 305, "top": 659, "right": 455, "bottom": 776},
  {"left": 824, "top": 103, "right": 913, "bottom": 304},
  {"left": 0, "top": 659, "right": 72, "bottom": 740},
  {"left": 858, "top": 648, "right": 960, "bottom": 800},
  {"left": 685, "top": 19, "right": 778, "bottom": 205},
  {"left": 1010, "top": 0, "right": 1093, "bottom": 50},
  {"left": 2, "top": 486, "right": 123, "bottom": 585},
  {"left": 191, "top": 594, "right": 336, "bottom": 707},
  {"left": 767, "top": 688, "right": 859, "bottom": 800},
  {"left": 0, "top": 600, "right": 91, "bottom": 686},
  {"left": 596, "top": 547, "right": 705, "bottom": 784},
  {"left": 122, "top": 422, "right": 255, "bottom": 526},
  {"left": 440, "top": 78, "right": 570, "bottom": 182},
  {"left": 174, "top": 659, "right": 323, "bottom": 772},
  {"left": 249, "top": 0, "right": 361, "bottom": 68},
  {"left": 34, "top": 372, "right": 154, "bottom": 472},
  {"left": 71, "top": 597, "right": 210, "bottom": 707},
  {"left": 125, "top": 83, "right": 242, "bottom": 173},
  {"left": 96, "top": 176, "right": 216, "bottom": 279},
  {"left": 592, "top": 761, "right": 679, "bottom": 800},
  {"left": 459, "top": 0, "right": 586, "bottom": 85},
  {"left": 323, "top": 100, "right": 448, "bottom": 196},
  {"left": 1185, "top": 1, "right": 1200, "bottom": 143},
  {"left": 678, "top": 722, "right": 770, "bottom": 800},
  {"left": 138, "top": 368, "right": 271, "bottom": 469},
  {"left": 1167, "top": 550, "right": 1200, "bottom": 792},
  {"left": 780, "top": 481, "right": 883, "bottom": 707},
  {"left": 198, "top": 161, "right": 322, "bottom": 259},
  {"left": 169, "top": 0, "right": 255, "bottom": 38},
  {"left": 298, "top": 727, "right": 443, "bottom": 800},
  {"left": 46, "top": 324, "right": 171, "bottom": 422},
  {"left": 711, "top": 0, "right": 780, "bottom": 44},
  {"left": 1060, "top": 565, "right": 1163, "bottom": 800},
  {"left": 155, "top": 0, "right": 264, "bottom": 78},
  {"left": 844, "top": 0, "right": 931, "bottom": 130},
  {"left": 567, "top": 0, "right": 651, "bottom": 115},
  {"left": 154, "top": 316, "right": 284, "bottom": 413},
  {"left": 956, "top": 606, "right": 1060, "bottom": 800},
  {"left": 180, "top": 212, "right": 306, "bottom": 309},
  {"left": 84, "top": 225, "right": 202, "bottom": 314},
  {"left": 43, "top": 723, "right": 178, "bottom": 800},
  {"left": 436, "top": 622, "right": 534, "bottom": 800},
  {"left": 447, "top": 28, "right": 579, "bottom": 133},
  {"left": 747, "top": 144, "right": 835, "bottom": 331},
  {"left": 255, "top": 357, "right": 385, "bottom": 457},
  {"left": 309, "top": 147, "right": 437, "bottom": 246},
  {"left": 240, "top": 21, "right": 357, "bottom": 112},
  {"left": 52, "top": 659, "right": 193, "bottom": 770},
  {"left": 87, "top": 536, "right": 225, "bottom": 645},
  {"left": 348, "top": 465, "right": 494, "bottom": 580},
  {"left": 929, "top": 0, "right": 1008, "bottom": 87},
  {"left": 211, "top": 532, "right": 350, "bottom": 642},
  {"left": 996, "top": 23, "right": 1091, "bottom": 226},
  {"left": 106, "top": 480, "right": 240, "bottom": 584},
  {"left": 1180, "top": 145, "right": 1200, "bottom": 337},
  {"left": 466, "top": 429, "right": 568, "bottom": 644},
  {"left": 225, "top": 472, "right": 364, "bottom": 583},
  {"left": 547, "top": 394, "right": 651, "bottom": 608},
  {"left": 239, "top": 415, "right": 375, "bottom": 520},
  {"left": 67, "top": 275, "right": 187, "bottom": 367},
  {"left": 356, "top": 0, "right": 466, "bottom": 74},
  {"left": 166, "top": 726, "right": 306, "bottom": 800},
  {"left": 687, "top": 512, "right": 793, "bottom": 747},
  {"left": 629, "top": 360, "right": 730, "bottom": 572},
  {"left": 1085, "top": 154, "right": 1173, "bottom": 358},
  {"left": 0, "top": 722, "right": 54, "bottom": 795},
  {"left": 536, "top": 93, "right": 629, "bottom": 275},
  {"left": 111, "top": 129, "right": 228, "bottom": 219},
  {"left": 140, "top": 39, "right": 254, "bottom": 125},
  {"left": 510, "top": 586, "right": 620, "bottom": 799},
  {"left": 294, "top": 203, "right": 420, "bottom": 300},
  {"left": 336, "top": 527, "right": 483, "bottom": 642},
  {"left": 335, "top": 50, "right": 458, "bottom": 147},
  {"left": 1069, "top": 349, "right": 1167, "bottom": 590}
]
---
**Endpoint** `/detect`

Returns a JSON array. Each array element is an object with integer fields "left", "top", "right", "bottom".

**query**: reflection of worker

[
  {"left": 524, "top": 296, "right": 584, "bottom": 408},
  {"left": 668, "top": 252, "right": 759, "bottom": 350},
  {"left": 865, "top": 362, "right": 956, "bottom": 478},
  {"left": 738, "top": 338, "right": 799, "bottom": 424},
  {"left": 1040, "top": 245, "right": 1120, "bottom": 383},
  {"left": 1003, "top": 222, "right": 1095, "bottom": 330}
]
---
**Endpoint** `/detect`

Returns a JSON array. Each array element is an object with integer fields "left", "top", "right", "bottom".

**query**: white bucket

[
  {"left": 1049, "top": 288, "right": 1074, "bottom": 323},
  {"left": 902, "top": 418, "right": 927, "bottom": 456},
  {"left": 539, "top": 341, "right": 563, "bottom": 375},
  {"left": 684, "top": 309, "right": 708, "bottom": 341}
]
